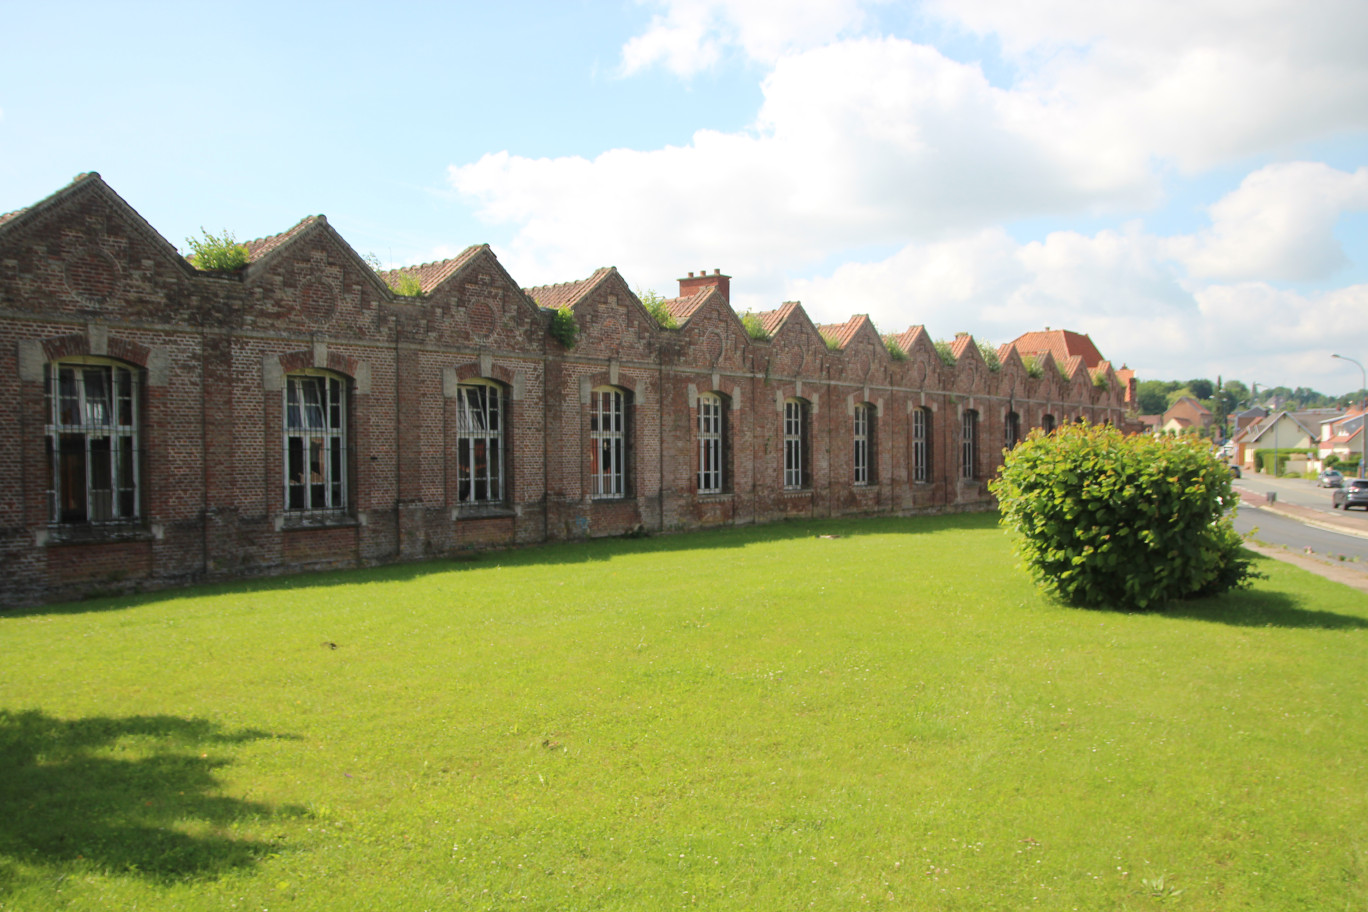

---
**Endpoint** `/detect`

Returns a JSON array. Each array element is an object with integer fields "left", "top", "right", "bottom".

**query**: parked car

[
  {"left": 1318, "top": 468, "right": 1344, "bottom": 488},
  {"left": 1227, "top": 463, "right": 1242, "bottom": 479},
  {"left": 1332, "top": 478, "right": 1368, "bottom": 510}
]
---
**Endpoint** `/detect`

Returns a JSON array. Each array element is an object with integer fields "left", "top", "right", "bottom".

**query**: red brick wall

[{"left": 0, "top": 177, "right": 1131, "bottom": 606}]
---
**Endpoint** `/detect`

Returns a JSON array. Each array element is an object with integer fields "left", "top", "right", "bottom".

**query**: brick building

[{"left": 0, "top": 174, "right": 1133, "bottom": 606}]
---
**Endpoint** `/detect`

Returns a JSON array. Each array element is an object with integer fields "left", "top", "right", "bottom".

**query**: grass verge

[{"left": 3, "top": 513, "right": 1367, "bottom": 910}]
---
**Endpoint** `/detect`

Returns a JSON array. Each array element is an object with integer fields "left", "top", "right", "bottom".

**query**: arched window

[
  {"left": 960, "top": 409, "right": 979, "bottom": 480},
  {"left": 1041, "top": 414, "right": 1056, "bottom": 434},
  {"left": 285, "top": 371, "right": 347, "bottom": 512},
  {"left": 590, "top": 386, "right": 628, "bottom": 499},
  {"left": 457, "top": 380, "right": 504, "bottom": 504},
  {"left": 783, "top": 398, "right": 809, "bottom": 490},
  {"left": 854, "top": 402, "right": 875, "bottom": 485},
  {"left": 45, "top": 358, "right": 140, "bottom": 523},
  {"left": 911, "top": 407, "right": 932, "bottom": 483},
  {"left": 697, "top": 392, "right": 726, "bottom": 494},
  {"left": 1004, "top": 411, "right": 1021, "bottom": 450}
]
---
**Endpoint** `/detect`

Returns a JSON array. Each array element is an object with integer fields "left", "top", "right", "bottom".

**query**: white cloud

[
  {"left": 620, "top": 0, "right": 871, "bottom": 76},
  {"left": 448, "top": 1, "right": 1368, "bottom": 391},
  {"left": 1169, "top": 162, "right": 1368, "bottom": 282}
]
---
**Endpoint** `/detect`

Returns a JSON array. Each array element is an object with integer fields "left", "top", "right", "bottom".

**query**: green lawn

[{"left": 3, "top": 513, "right": 1367, "bottom": 910}]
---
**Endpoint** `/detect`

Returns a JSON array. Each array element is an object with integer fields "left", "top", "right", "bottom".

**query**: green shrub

[
  {"left": 390, "top": 273, "right": 423, "bottom": 297},
  {"left": 933, "top": 340, "right": 956, "bottom": 367},
  {"left": 1023, "top": 355, "right": 1044, "bottom": 379},
  {"left": 978, "top": 341, "right": 1001, "bottom": 372},
  {"left": 547, "top": 306, "right": 578, "bottom": 348},
  {"left": 883, "top": 335, "right": 908, "bottom": 361},
  {"left": 990, "top": 422, "right": 1257, "bottom": 610},
  {"left": 820, "top": 331, "right": 842, "bottom": 351},
  {"left": 637, "top": 288, "right": 678, "bottom": 329},
  {"left": 739, "top": 311, "right": 769, "bottom": 341},
  {"left": 185, "top": 228, "right": 249, "bottom": 271},
  {"left": 1252, "top": 448, "right": 1315, "bottom": 476}
]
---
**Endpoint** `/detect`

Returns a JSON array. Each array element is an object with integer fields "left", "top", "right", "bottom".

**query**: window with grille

[
  {"left": 457, "top": 381, "right": 503, "bottom": 504},
  {"left": 285, "top": 372, "right": 347, "bottom": 511},
  {"left": 1005, "top": 411, "right": 1021, "bottom": 450},
  {"left": 45, "top": 360, "right": 140, "bottom": 523},
  {"left": 960, "top": 409, "right": 978, "bottom": 480},
  {"left": 854, "top": 403, "right": 874, "bottom": 485},
  {"left": 912, "top": 407, "right": 931, "bottom": 483},
  {"left": 590, "top": 386, "right": 627, "bottom": 499},
  {"left": 784, "top": 398, "right": 809, "bottom": 490},
  {"left": 697, "top": 393, "right": 724, "bottom": 494}
]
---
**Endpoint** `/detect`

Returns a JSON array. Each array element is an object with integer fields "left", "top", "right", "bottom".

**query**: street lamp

[{"left": 1332, "top": 353, "right": 1367, "bottom": 479}]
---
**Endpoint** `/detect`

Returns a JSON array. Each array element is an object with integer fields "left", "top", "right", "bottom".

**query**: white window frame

[
  {"left": 698, "top": 393, "right": 724, "bottom": 494},
  {"left": 961, "top": 409, "right": 978, "bottom": 480},
  {"left": 284, "top": 371, "right": 347, "bottom": 512},
  {"left": 912, "top": 407, "right": 930, "bottom": 483},
  {"left": 1005, "top": 411, "right": 1020, "bottom": 450},
  {"left": 590, "top": 386, "right": 627, "bottom": 499},
  {"left": 46, "top": 358, "right": 140, "bottom": 524},
  {"left": 854, "top": 403, "right": 873, "bottom": 485},
  {"left": 456, "top": 380, "right": 504, "bottom": 505},
  {"left": 784, "top": 398, "right": 808, "bottom": 490}
]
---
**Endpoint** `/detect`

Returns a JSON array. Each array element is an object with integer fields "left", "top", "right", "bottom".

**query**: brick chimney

[{"left": 677, "top": 268, "right": 730, "bottom": 301}]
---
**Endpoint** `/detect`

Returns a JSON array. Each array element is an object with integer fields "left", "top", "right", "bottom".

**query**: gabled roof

[
  {"left": 242, "top": 216, "right": 326, "bottom": 262},
  {"left": 663, "top": 290, "right": 710, "bottom": 325},
  {"left": 815, "top": 315, "right": 870, "bottom": 350},
  {"left": 1010, "top": 329, "right": 1106, "bottom": 369},
  {"left": 524, "top": 267, "right": 617, "bottom": 310},
  {"left": 377, "top": 245, "right": 486, "bottom": 294},
  {"left": 1243, "top": 410, "right": 1320, "bottom": 444},
  {"left": 758, "top": 301, "right": 802, "bottom": 336},
  {"left": 949, "top": 333, "right": 976, "bottom": 360},
  {"left": 0, "top": 171, "right": 193, "bottom": 275},
  {"left": 892, "top": 325, "right": 929, "bottom": 354}
]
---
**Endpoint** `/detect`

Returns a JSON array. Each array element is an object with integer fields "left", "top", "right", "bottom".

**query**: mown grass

[{"left": 2, "top": 513, "right": 1367, "bottom": 910}]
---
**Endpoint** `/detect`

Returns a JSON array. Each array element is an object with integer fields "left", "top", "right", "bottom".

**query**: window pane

[{"left": 59, "top": 433, "right": 87, "bottom": 522}]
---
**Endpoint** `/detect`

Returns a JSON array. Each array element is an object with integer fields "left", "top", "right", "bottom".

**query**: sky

[{"left": 2, "top": 0, "right": 1366, "bottom": 394}]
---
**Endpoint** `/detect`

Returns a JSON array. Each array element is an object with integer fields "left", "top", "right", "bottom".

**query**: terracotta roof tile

[
  {"left": 242, "top": 216, "right": 324, "bottom": 262},
  {"left": 524, "top": 267, "right": 615, "bottom": 310},
  {"left": 892, "top": 325, "right": 927, "bottom": 353},
  {"left": 663, "top": 290, "right": 709, "bottom": 324},
  {"left": 758, "top": 301, "right": 800, "bottom": 335},
  {"left": 379, "top": 245, "right": 486, "bottom": 294},
  {"left": 1010, "top": 329, "right": 1106, "bottom": 369},
  {"left": 950, "top": 334, "right": 974, "bottom": 359},
  {"left": 816, "top": 315, "right": 867, "bottom": 349},
  {"left": 0, "top": 207, "right": 27, "bottom": 226}
]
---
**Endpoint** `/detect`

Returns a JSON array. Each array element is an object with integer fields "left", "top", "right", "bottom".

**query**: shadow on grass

[
  {"left": 0, "top": 711, "right": 306, "bottom": 884},
  {"left": 8, "top": 512, "right": 1003, "bottom": 618},
  {"left": 1149, "top": 555, "right": 1368, "bottom": 630}
]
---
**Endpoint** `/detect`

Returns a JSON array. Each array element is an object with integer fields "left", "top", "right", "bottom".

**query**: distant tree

[
  {"left": 1186, "top": 378, "right": 1215, "bottom": 401},
  {"left": 1136, "top": 380, "right": 1172, "bottom": 415},
  {"left": 1165, "top": 387, "right": 1196, "bottom": 409}
]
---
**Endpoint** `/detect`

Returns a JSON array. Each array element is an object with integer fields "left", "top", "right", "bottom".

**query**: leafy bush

[
  {"left": 990, "top": 422, "right": 1257, "bottom": 610},
  {"left": 185, "top": 228, "right": 249, "bottom": 271},
  {"left": 390, "top": 273, "right": 423, "bottom": 297},
  {"left": 820, "top": 331, "right": 842, "bottom": 351},
  {"left": 1023, "top": 355, "right": 1044, "bottom": 379},
  {"left": 739, "top": 311, "right": 769, "bottom": 341},
  {"left": 637, "top": 288, "right": 678, "bottom": 329},
  {"left": 547, "top": 306, "right": 578, "bottom": 348},
  {"left": 933, "top": 340, "right": 956, "bottom": 366},
  {"left": 978, "top": 341, "right": 1001, "bottom": 372},
  {"left": 883, "top": 335, "right": 908, "bottom": 361}
]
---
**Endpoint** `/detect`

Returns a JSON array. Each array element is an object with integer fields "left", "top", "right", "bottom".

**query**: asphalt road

[{"left": 1230, "top": 472, "right": 1368, "bottom": 585}]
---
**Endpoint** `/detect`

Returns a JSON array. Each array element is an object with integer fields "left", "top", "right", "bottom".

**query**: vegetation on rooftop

[
  {"left": 637, "top": 288, "right": 678, "bottom": 329},
  {"left": 933, "top": 339, "right": 956, "bottom": 367},
  {"left": 184, "top": 228, "right": 249, "bottom": 272},
  {"left": 545, "top": 303, "right": 578, "bottom": 348},
  {"left": 883, "top": 335, "right": 908, "bottom": 361},
  {"left": 389, "top": 273, "right": 423, "bottom": 297},
  {"left": 977, "top": 340, "right": 1002, "bottom": 372},
  {"left": 739, "top": 310, "right": 769, "bottom": 341}
]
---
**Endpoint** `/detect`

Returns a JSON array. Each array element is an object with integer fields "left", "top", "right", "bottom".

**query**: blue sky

[{"left": 3, "top": 0, "right": 1366, "bottom": 394}]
